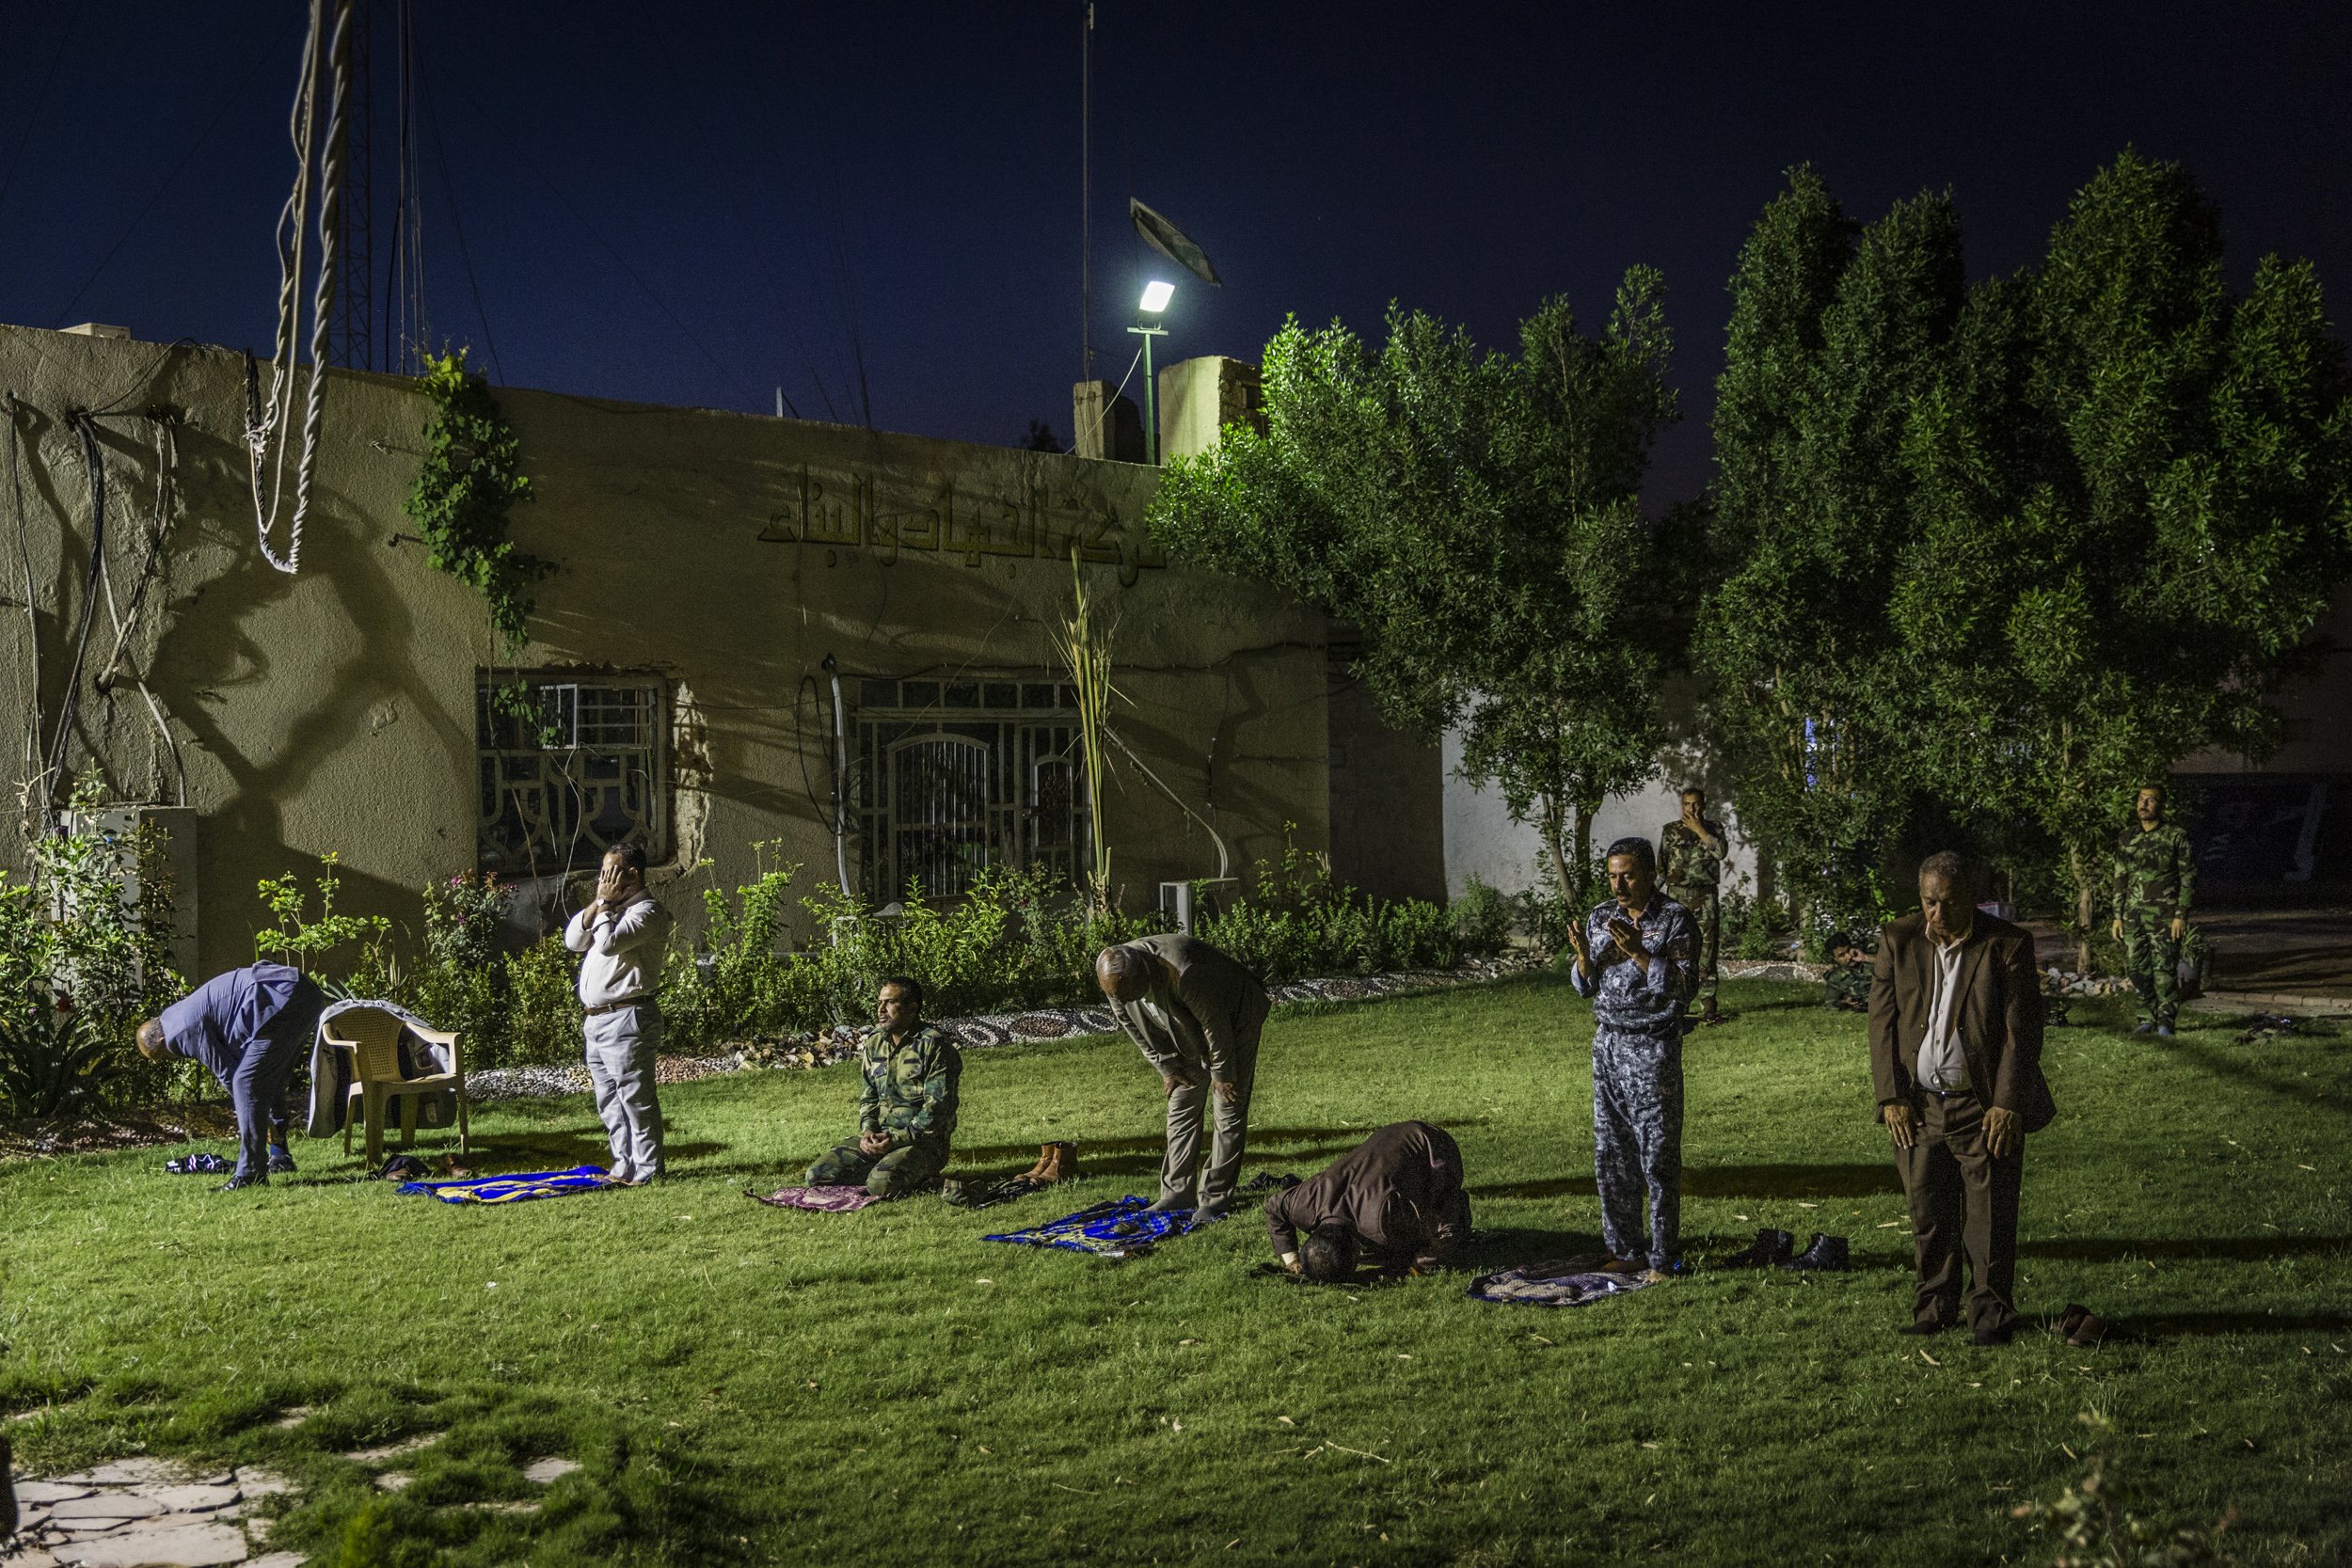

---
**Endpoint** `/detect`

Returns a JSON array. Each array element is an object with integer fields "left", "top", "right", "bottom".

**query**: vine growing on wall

[{"left": 405, "top": 348, "right": 550, "bottom": 652}]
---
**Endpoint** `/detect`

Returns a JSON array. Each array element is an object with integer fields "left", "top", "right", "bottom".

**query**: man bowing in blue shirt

[{"left": 137, "top": 962, "right": 327, "bottom": 1191}]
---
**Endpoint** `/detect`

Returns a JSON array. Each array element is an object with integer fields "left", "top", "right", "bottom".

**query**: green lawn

[{"left": 4, "top": 975, "right": 2347, "bottom": 1567}]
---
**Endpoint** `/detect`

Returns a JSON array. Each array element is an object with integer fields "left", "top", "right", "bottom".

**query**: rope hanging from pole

[{"left": 246, "top": 0, "right": 356, "bottom": 576}]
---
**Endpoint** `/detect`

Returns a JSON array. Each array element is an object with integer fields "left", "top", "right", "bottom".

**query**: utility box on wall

[{"left": 58, "top": 804, "right": 199, "bottom": 985}]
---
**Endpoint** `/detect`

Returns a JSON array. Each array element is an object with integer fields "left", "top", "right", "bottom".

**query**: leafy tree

[
  {"left": 1151, "top": 274, "right": 1679, "bottom": 899},
  {"left": 1892, "top": 152, "right": 2352, "bottom": 962},
  {"left": 1699, "top": 168, "right": 1967, "bottom": 935}
]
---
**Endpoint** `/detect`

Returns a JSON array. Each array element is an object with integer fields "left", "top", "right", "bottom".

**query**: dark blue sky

[{"left": 5, "top": 1, "right": 2347, "bottom": 502}]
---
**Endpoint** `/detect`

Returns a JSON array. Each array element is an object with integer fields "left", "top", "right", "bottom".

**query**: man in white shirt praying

[{"left": 564, "top": 842, "right": 674, "bottom": 1185}]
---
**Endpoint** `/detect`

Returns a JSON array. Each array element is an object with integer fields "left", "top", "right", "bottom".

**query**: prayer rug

[
  {"left": 398, "top": 1164, "right": 612, "bottom": 1205},
  {"left": 744, "top": 1183, "right": 882, "bottom": 1212},
  {"left": 981, "top": 1196, "right": 1215, "bottom": 1259},
  {"left": 1469, "top": 1257, "right": 1657, "bottom": 1307}
]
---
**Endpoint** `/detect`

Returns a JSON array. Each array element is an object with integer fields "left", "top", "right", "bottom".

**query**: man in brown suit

[
  {"left": 1870, "top": 851, "right": 2056, "bottom": 1344},
  {"left": 1097, "top": 933, "right": 1272, "bottom": 1219}
]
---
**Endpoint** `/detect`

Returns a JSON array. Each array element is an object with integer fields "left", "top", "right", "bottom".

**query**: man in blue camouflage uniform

[
  {"left": 806, "top": 975, "right": 961, "bottom": 1197},
  {"left": 1567, "top": 836, "right": 1698, "bottom": 1281}
]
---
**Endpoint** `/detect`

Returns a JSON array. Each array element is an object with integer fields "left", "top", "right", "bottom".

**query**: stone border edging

[{"left": 465, "top": 952, "right": 1548, "bottom": 1104}]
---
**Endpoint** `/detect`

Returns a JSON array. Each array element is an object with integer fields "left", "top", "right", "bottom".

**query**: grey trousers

[
  {"left": 1160, "top": 1001, "right": 1266, "bottom": 1208},
  {"left": 584, "top": 1003, "right": 664, "bottom": 1180}
]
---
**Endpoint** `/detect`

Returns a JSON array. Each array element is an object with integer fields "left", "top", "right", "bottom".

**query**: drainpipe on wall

[{"left": 822, "top": 654, "right": 853, "bottom": 896}]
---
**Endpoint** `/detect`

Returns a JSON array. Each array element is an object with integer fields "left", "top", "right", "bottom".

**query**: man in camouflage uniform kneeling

[
  {"left": 806, "top": 975, "right": 961, "bottom": 1196},
  {"left": 2111, "top": 785, "right": 2196, "bottom": 1037}
]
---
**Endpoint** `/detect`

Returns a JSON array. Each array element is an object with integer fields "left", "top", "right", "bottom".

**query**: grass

[{"left": 3, "top": 974, "right": 2347, "bottom": 1566}]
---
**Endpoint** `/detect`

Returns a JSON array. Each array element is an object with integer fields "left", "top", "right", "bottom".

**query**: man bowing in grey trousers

[
  {"left": 1097, "top": 932, "right": 1271, "bottom": 1219},
  {"left": 564, "top": 842, "right": 673, "bottom": 1185}
]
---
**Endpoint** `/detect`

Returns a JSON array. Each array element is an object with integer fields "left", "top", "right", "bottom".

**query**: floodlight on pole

[{"left": 1128, "top": 279, "right": 1173, "bottom": 465}]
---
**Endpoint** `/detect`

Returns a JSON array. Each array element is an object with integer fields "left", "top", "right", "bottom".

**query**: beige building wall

[{"left": 1, "top": 325, "right": 1339, "bottom": 976}]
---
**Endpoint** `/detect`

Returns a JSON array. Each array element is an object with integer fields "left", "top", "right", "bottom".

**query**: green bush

[
  {"left": 1450, "top": 878, "right": 1514, "bottom": 957},
  {"left": 1722, "top": 883, "right": 1797, "bottom": 960},
  {"left": 1193, "top": 829, "right": 1463, "bottom": 982},
  {"left": 0, "top": 779, "right": 184, "bottom": 1119}
]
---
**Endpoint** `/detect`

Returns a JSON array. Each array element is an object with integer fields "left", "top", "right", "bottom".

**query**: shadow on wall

[{"left": 148, "top": 415, "right": 472, "bottom": 972}]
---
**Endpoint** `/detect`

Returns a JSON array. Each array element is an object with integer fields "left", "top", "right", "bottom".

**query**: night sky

[{"left": 4, "top": 2, "right": 2347, "bottom": 505}]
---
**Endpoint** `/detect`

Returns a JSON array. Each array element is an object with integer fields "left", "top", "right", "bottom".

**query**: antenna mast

[{"left": 1080, "top": 2, "right": 1093, "bottom": 381}]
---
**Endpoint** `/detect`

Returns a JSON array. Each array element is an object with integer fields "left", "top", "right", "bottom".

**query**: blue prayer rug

[
  {"left": 981, "top": 1196, "right": 1216, "bottom": 1259},
  {"left": 1469, "top": 1257, "right": 1656, "bottom": 1307},
  {"left": 398, "top": 1164, "right": 612, "bottom": 1206}
]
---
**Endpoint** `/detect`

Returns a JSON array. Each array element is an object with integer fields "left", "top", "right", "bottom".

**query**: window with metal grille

[
  {"left": 476, "top": 676, "right": 667, "bottom": 877},
  {"left": 850, "top": 678, "right": 1089, "bottom": 899}
]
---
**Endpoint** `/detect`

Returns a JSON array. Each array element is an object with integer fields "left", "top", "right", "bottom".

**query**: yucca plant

[
  {"left": 1054, "top": 554, "right": 1120, "bottom": 914},
  {"left": 0, "top": 999, "right": 114, "bottom": 1120}
]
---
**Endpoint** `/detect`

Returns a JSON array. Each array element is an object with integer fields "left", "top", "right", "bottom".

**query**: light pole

[{"left": 1129, "top": 279, "right": 1172, "bottom": 465}]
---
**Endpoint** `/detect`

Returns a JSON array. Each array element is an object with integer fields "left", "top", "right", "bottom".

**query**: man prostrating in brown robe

[
  {"left": 1870, "top": 851, "right": 2057, "bottom": 1345},
  {"left": 1265, "top": 1121, "right": 1471, "bottom": 1280}
]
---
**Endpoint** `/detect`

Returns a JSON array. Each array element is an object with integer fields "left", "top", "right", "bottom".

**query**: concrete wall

[{"left": 1, "top": 324, "right": 1340, "bottom": 976}]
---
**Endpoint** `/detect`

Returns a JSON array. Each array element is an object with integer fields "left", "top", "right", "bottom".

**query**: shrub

[
  {"left": 500, "top": 937, "right": 585, "bottom": 1067},
  {"left": 0, "top": 779, "right": 184, "bottom": 1119},
  {"left": 1193, "top": 828, "right": 1462, "bottom": 982},
  {"left": 1450, "top": 877, "right": 1514, "bottom": 958}
]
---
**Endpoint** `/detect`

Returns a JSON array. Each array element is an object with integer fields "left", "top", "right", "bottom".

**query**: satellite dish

[{"left": 1129, "top": 198, "right": 1221, "bottom": 287}]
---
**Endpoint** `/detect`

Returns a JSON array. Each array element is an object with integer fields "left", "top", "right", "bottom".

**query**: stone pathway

[
  {"left": 4, "top": 1458, "right": 295, "bottom": 1568},
  {"left": 7, "top": 1432, "right": 589, "bottom": 1564}
]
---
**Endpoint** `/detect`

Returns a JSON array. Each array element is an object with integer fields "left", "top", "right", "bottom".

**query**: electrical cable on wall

[
  {"left": 94, "top": 416, "right": 188, "bottom": 807},
  {"left": 246, "top": 0, "right": 357, "bottom": 576},
  {"left": 6, "top": 393, "right": 48, "bottom": 832}
]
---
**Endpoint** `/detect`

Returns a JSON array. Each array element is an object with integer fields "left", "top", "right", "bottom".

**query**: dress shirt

[
  {"left": 563, "top": 894, "right": 673, "bottom": 1006},
  {"left": 1917, "top": 933, "right": 1972, "bottom": 1092}
]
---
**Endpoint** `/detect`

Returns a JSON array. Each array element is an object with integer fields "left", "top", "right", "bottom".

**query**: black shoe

[
  {"left": 1723, "top": 1227, "right": 1796, "bottom": 1269},
  {"left": 1778, "top": 1233, "right": 1851, "bottom": 1272},
  {"left": 215, "top": 1175, "right": 268, "bottom": 1192},
  {"left": 1973, "top": 1323, "right": 2015, "bottom": 1346},
  {"left": 266, "top": 1148, "right": 298, "bottom": 1176},
  {"left": 1898, "top": 1321, "right": 1950, "bottom": 1337}
]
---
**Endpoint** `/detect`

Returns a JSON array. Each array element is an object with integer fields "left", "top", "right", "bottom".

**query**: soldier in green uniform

[
  {"left": 1660, "top": 787, "right": 1729, "bottom": 1024},
  {"left": 1821, "top": 935, "right": 1874, "bottom": 1011},
  {"left": 806, "top": 975, "right": 962, "bottom": 1196},
  {"left": 2111, "top": 785, "right": 2196, "bottom": 1037}
]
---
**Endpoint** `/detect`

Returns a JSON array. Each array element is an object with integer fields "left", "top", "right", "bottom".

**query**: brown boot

[
  {"left": 1037, "top": 1141, "right": 1079, "bottom": 1183},
  {"left": 1017, "top": 1144, "right": 1055, "bottom": 1182}
]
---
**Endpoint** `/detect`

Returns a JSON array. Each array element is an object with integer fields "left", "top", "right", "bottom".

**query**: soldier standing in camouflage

[
  {"left": 1660, "top": 787, "right": 1728, "bottom": 1025},
  {"left": 2110, "top": 785, "right": 2196, "bottom": 1037},
  {"left": 806, "top": 975, "right": 962, "bottom": 1196}
]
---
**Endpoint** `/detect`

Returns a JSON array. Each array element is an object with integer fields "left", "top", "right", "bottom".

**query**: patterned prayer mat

[
  {"left": 397, "top": 1164, "right": 612, "bottom": 1205},
  {"left": 982, "top": 1196, "right": 1216, "bottom": 1259},
  {"left": 1469, "top": 1257, "right": 1657, "bottom": 1307},
  {"left": 744, "top": 1183, "right": 882, "bottom": 1212}
]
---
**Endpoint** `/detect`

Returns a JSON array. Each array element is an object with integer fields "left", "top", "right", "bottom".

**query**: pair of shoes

[
  {"left": 266, "top": 1147, "right": 298, "bottom": 1176},
  {"left": 377, "top": 1153, "right": 430, "bottom": 1181},
  {"left": 2056, "top": 1303, "right": 2108, "bottom": 1348},
  {"left": 1723, "top": 1227, "right": 1796, "bottom": 1268},
  {"left": 1032, "top": 1142, "right": 1078, "bottom": 1183},
  {"left": 214, "top": 1174, "right": 268, "bottom": 1192},
  {"left": 1776, "top": 1233, "right": 1851, "bottom": 1272}
]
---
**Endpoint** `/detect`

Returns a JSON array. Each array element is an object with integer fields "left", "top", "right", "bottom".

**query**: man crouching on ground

[
  {"left": 806, "top": 976, "right": 961, "bottom": 1197},
  {"left": 1267, "top": 1120, "right": 1471, "bottom": 1281}
]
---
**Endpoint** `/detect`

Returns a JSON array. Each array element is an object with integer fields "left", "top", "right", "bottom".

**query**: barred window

[
  {"left": 477, "top": 675, "right": 667, "bottom": 877},
  {"left": 850, "top": 677, "right": 1089, "bottom": 899}
]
